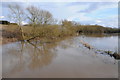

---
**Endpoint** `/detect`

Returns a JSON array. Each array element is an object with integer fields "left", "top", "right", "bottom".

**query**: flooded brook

[{"left": 2, "top": 34, "right": 118, "bottom": 78}]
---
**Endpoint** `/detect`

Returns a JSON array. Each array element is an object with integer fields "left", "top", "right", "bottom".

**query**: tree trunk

[{"left": 18, "top": 25, "right": 24, "bottom": 41}]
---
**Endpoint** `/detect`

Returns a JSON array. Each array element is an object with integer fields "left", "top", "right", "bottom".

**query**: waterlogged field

[{"left": 2, "top": 34, "right": 118, "bottom": 78}]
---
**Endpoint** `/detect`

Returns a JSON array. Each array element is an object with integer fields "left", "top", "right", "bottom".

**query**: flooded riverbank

[
  {"left": 79, "top": 34, "right": 118, "bottom": 52},
  {"left": 2, "top": 34, "right": 118, "bottom": 78}
]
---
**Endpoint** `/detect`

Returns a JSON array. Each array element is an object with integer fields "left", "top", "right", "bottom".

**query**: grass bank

[{"left": 1, "top": 23, "right": 120, "bottom": 45}]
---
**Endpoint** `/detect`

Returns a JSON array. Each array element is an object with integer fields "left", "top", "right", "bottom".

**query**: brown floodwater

[{"left": 2, "top": 34, "right": 118, "bottom": 78}]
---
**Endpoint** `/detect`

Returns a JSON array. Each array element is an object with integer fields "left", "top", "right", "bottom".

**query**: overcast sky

[{"left": 0, "top": 1, "right": 118, "bottom": 28}]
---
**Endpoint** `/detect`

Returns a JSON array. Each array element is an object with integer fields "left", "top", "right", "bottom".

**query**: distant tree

[
  {"left": 0, "top": 20, "right": 10, "bottom": 25},
  {"left": 26, "top": 6, "right": 53, "bottom": 25},
  {"left": 26, "top": 6, "right": 39, "bottom": 25},
  {"left": 62, "top": 20, "right": 73, "bottom": 27},
  {"left": 42, "top": 10, "right": 53, "bottom": 25}
]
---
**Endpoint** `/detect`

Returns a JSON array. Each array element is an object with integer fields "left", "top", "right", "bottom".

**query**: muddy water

[{"left": 2, "top": 35, "right": 118, "bottom": 78}]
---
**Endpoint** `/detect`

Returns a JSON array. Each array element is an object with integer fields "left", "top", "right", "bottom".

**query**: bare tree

[
  {"left": 25, "top": 6, "right": 54, "bottom": 41},
  {"left": 26, "top": 6, "right": 53, "bottom": 25},
  {"left": 26, "top": 6, "right": 40, "bottom": 25},
  {"left": 8, "top": 4, "right": 25, "bottom": 40},
  {"left": 42, "top": 10, "right": 53, "bottom": 25}
]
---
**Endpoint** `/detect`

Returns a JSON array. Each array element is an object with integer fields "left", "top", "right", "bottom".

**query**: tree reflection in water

[
  {"left": 2, "top": 40, "right": 57, "bottom": 77},
  {"left": 2, "top": 35, "right": 118, "bottom": 78}
]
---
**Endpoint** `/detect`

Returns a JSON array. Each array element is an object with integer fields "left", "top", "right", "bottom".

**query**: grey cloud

[
  {"left": 2, "top": 2, "right": 25, "bottom": 8},
  {"left": 65, "top": 2, "right": 117, "bottom": 13},
  {"left": 79, "top": 3, "right": 99, "bottom": 13},
  {"left": 77, "top": 2, "right": 117, "bottom": 13},
  {"left": 66, "top": 2, "right": 92, "bottom": 6}
]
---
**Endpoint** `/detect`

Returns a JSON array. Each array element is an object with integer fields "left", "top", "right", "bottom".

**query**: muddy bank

[
  {"left": 1, "top": 30, "right": 18, "bottom": 45},
  {"left": 0, "top": 25, "right": 19, "bottom": 45}
]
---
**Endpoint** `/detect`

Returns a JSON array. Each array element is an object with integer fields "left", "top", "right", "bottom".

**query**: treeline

[
  {"left": 0, "top": 20, "right": 18, "bottom": 25},
  {"left": 6, "top": 4, "right": 120, "bottom": 41},
  {"left": 104, "top": 27, "right": 120, "bottom": 33},
  {"left": 0, "top": 20, "right": 10, "bottom": 25},
  {"left": 76, "top": 25, "right": 120, "bottom": 33}
]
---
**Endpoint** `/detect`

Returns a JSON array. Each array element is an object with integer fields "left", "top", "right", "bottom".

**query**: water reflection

[
  {"left": 2, "top": 34, "right": 118, "bottom": 78},
  {"left": 2, "top": 41, "right": 57, "bottom": 77},
  {"left": 27, "top": 41, "right": 57, "bottom": 69}
]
